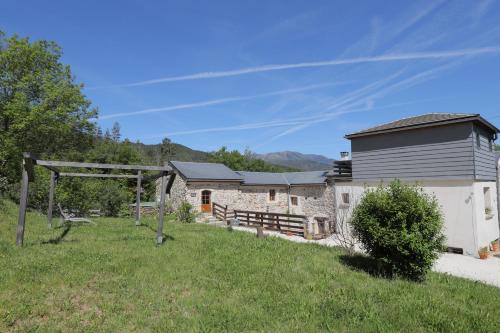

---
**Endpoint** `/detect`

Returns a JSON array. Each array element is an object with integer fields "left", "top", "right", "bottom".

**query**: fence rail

[
  {"left": 211, "top": 203, "right": 307, "bottom": 237},
  {"left": 233, "top": 209, "right": 306, "bottom": 236},
  {"left": 212, "top": 202, "right": 234, "bottom": 221}
]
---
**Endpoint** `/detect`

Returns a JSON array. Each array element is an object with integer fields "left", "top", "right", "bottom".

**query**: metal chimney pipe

[{"left": 340, "top": 152, "right": 350, "bottom": 160}]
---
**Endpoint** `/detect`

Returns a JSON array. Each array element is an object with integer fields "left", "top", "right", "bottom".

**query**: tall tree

[
  {"left": 111, "top": 122, "right": 121, "bottom": 142},
  {"left": 158, "top": 137, "right": 176, "bottom": 164},
  {"left": 0, "top": 31, "right": 97, "bottom": 184}
]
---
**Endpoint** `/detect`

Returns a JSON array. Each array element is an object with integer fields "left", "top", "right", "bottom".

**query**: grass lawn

[{"left": 1, "top": 200, "right": 499, "bottom": 332}]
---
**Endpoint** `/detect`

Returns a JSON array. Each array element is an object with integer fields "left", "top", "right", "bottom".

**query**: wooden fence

[
  {"left": 233, "top": 210, "right": 306, "bottom": 236},
  {"left": 211, "top": 202, "right": 307, "bottom": 237},
  {"left": 212, "top": 202, "right": 234, "bottom": 221}
]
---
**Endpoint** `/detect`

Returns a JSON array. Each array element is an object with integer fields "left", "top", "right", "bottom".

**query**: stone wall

[
  {"left": 156, "top": 176, "right": 337, "bottom": 234},
  {"left": 166, "top": 175, "right": 189, "bottom": 211},
  {"left": 235, "top": 186, "right": 289, "bottom": 213},
  {"left": 183, "top": 182, "right": 240, "bottom": 212},
  {"left": 289, "top": 183, "right": 335, "bottom": 222}
]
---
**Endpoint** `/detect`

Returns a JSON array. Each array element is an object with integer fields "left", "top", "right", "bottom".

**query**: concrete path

[
  {"left": 433, "top": 252, "right": 500, "bottom": 287},
  {"left": 218, "top": 223, "right": 500, "bottom": 288}
]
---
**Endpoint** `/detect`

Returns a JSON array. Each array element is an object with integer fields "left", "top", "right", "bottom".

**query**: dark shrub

[
  {"left": 350, "top": 180, "right": 445, "bottom": 281},
  {"left": 177, "top": 202, "right": 195, "bottom": 223}
]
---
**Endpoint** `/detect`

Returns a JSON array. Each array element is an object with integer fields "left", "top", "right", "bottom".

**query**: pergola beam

[
  {"left": 59, "top": 172, "right": 140, "bottom": 179},
  {"left": 36, "top": 159, "right": 170, "bottom": 172},
  {"left": 16, "top": 152, "right": 173, "bottom": 247}
]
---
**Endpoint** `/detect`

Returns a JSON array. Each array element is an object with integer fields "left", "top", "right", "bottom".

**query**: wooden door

[{"left": 201, "top": 190, "right": 211, "bottom": 212}]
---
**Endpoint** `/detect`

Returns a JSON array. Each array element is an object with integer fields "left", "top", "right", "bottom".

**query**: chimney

[{"left": 340, "top": 152, "right": 350, "bottom": 161}]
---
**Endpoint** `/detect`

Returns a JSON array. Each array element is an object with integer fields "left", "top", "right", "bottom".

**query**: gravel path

[
  {"left": 432, "top": 253, "right": 500, "bottom": 287},
  {"left": 225, "top": 224, "right": 500, "bottom": 288}
]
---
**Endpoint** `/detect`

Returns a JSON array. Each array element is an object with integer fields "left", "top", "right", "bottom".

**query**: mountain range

[
  {"left": 255, "top": 151, "right": 334, "bottom": 171},
  {"left": 135, "top": 142, "right": 334, "bottom": 171}
]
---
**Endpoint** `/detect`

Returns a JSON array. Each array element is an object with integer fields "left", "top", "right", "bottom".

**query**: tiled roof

[
  {"left": 170, "top": 161, "right": 329, "bottom": 185},
  {"left": 169, "top": 161, "right": 243, "bottom": 181},
  {"left": 236, "top": 170, "right": 328, "bottom": 185},
  {"left": 345, "top": 113, "right": 499, "bottom": 138}
]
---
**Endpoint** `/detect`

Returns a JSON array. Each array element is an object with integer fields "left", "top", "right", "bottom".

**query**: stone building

[{"left": 157, "top": 161, "right": 337, "bottom": 229}]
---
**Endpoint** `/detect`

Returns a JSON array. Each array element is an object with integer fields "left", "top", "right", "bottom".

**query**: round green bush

[
  {"left": 351, "top": 180, "right": 445, "bottom": 281},
  {"left": 177, "top": 202, "right": 195, "bottom": 223}
]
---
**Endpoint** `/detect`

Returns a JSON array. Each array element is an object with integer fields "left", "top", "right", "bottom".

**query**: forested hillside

[{"left": 0, "top": 31, "right": 301, "bottom": 216}]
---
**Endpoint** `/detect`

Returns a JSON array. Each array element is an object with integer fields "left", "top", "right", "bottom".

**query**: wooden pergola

[{"left": 16, "top": 152, "right": 175, "bottom": 246}]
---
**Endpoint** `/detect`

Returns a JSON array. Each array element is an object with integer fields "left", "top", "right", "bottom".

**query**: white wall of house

[
  {"left": 335, "top": 180, "right": 500, "bottom": 257},
  {"left": 472, "top": 181, "right": 499, "bottom": 251}
]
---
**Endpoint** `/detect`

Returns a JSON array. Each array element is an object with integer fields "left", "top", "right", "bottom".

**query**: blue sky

[{"left": 2, "top": 0, "right": 500, "bottom": 158}]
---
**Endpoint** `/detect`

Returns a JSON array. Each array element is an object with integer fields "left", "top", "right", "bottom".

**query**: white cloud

[
  {"left": 99, "top": 82, "right": 345, "bottom": 119},
  {"left": 93, "top": 46, "right": 500, "bottom": 88}
]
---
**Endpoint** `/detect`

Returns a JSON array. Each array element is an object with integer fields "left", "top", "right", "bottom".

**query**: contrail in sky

[
  {"left": 92, "top": 46, "right": 500, "bottom": 88},
  {"left": 99, "top": 82, "right": 346, "bottom": 119}
]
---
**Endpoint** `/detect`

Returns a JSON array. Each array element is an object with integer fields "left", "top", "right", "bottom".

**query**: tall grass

[{"left": 0, "top": 199, "right": 499, "bottom": 332}]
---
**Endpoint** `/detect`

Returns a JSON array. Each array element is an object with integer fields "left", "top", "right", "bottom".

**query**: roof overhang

[
  {"left": 345, "top": 115, "right": 500, "bottom": 139},
  {"left": 186, "top": 179, "right": 243, "bottom": 183}
]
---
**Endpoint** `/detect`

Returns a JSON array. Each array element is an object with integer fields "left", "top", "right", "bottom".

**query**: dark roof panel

[
  {"left": 236, "top": 171, "right": 288, "bottom": 185},
  {"left": 170, "top": 161, "right": 243, "bottom": 181},
  {"left": 345, "top": 113, "right": 500, "bottom": 138},
  {"left": 236, "top": 170, "right": 328, "bottom": 185}
]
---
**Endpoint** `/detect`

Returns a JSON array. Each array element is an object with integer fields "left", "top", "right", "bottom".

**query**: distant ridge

[
  {"left": 256, "top": 151, "right": 334, "bottom": 171},
  {"left": 133, "top": 142, "right": 334, "bottom": 171}
]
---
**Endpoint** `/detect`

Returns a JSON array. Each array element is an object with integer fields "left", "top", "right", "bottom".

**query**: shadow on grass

[
  {"left": 42, "top": 224, "right": 72, "bottom": 244},
  {"left": 339, "top": 254, "right": 394, "bottom": 279},
  {"left": 136, "top": 223, "right": 175, "bottom": 242}
]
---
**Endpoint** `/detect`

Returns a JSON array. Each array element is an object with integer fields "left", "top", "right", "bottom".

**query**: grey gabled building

[{"left": 341, "top": 113, "right": 500, "bottom": 256}]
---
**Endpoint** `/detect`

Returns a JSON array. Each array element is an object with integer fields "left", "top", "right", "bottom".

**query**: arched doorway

[{"left": 201, "top": 190, "right": 212, "bottom": 212}]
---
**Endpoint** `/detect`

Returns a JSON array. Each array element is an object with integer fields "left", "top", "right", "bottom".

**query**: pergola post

[
  {"left": 157, "top": 171, "right": 168, "bottom": 245},
  {"left": 16, "top": 153, "right": 171, "bottom": 246},
  {"left": 135, "top": 170, "right": 142, "bottom": 226},
  {"left": 16, "top": 158, "right": 31, "bottom": 246},
  {"left": 47, "top": 171, "right": 57, "bottom": 229}
]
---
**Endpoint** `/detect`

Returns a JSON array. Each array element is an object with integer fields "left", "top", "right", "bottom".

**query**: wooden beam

[
  {"left": 135, "top": 171, "right": 142, "bottom": 226},
  {"left": 59, "top": 172, "right": 139, "bottom": 179},
  {"left": 22, "top": 152, "right": 36, "bottom": 182},
  {"left": 165, "top": 173, "right": 176, "bottom": 194},
  {"left": 157, "top": 172, "right": 168, "bottom": 245},
  {"left": 36, "top": 159, "right": 170, "bottom": 172},
  {"left": 141, "top": 172, "right": 164, "bottom": 182},
  {"left": 39, "top": 164, "right": 60, "bottom": 173},
  {"left": 16, "top": 160, "right": 30, "bottom": 246},
  {"left": 47, "top": 171, "right": 57, "bottom": 229}
]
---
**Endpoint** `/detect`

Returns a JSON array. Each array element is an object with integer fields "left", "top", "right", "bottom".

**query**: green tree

[
  {"left": 0, "top": 32, "right": 97, "bottom": 185},
  {"left": 158, "top": 137, "right": 176, "bottom": 165},
  {"left": 208, "top": 147, "right": 299, "bottom": 172},
  {"left": 111, "top": 122, "right": 121, "bottom": 142}
]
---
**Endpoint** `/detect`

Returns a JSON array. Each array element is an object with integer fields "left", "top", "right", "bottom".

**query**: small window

[
  {"left": 484, "top": 187, "right": 492, "bottom": 218},
  {"left": 201, "top": 190, "right": 211, "bottom": 205},
  {"left": 269, "top": 189, "right": 276, "bottom": 201},
  {"left": 476, "top": 132, "right": 481, "bottom": 149},
  {"left": 341, "top": 193, "right": 350, "bottom": 205},
  {"left": 291, "top": 196, "right": 298, "bottom": 206}
]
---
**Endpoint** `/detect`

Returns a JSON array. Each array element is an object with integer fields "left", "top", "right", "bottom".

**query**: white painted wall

[
  {"left": 335, "top": 180, "right": 500, "bottom": 257},
  {"left": 472, "top": 181, "right": 499, "bottom": 251}
]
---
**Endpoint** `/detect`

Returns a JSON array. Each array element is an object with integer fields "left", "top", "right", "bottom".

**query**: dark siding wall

[
  {"left": 351, "top": 122, "right": 475, "bottom": 180},
  {"left": 473, "top": 124, "right": 497, "bottom": 181}
]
